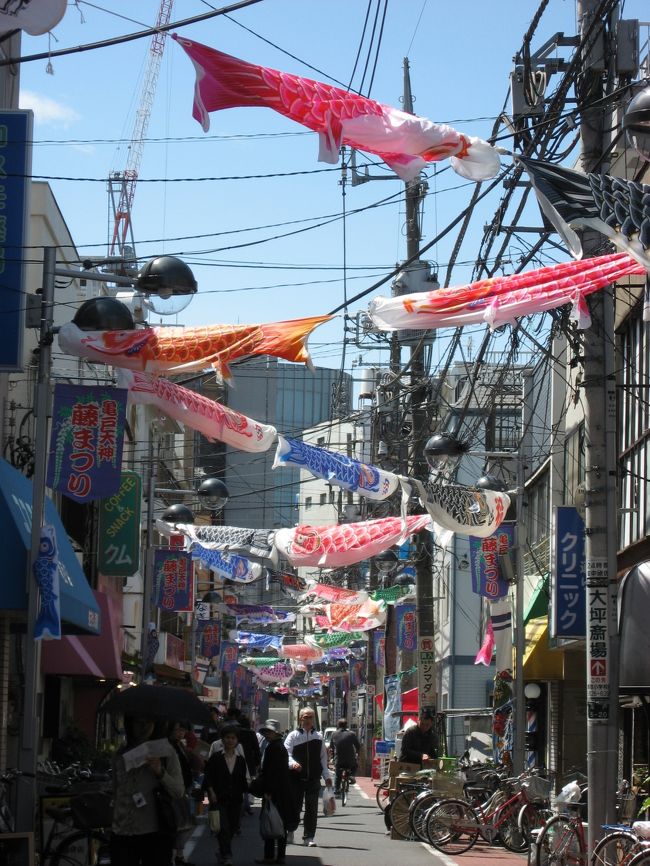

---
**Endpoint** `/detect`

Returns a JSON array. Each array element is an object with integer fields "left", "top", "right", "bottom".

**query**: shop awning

[
  {"left": 41, "top": 591, "right": 120, "bottom": 679},
  {"left": 524, "top": 578, "right": 549, "bottom": 624},
  {"left": 523, "top": 616, "right": 564, "bottom": 680},
  {"left": 0, "top": 459, "right": 100, "bottom": 635}
]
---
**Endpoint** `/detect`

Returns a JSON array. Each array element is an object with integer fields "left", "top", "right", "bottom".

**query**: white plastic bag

[
  {"left": 555, "top": 781, "right": 582, "bottom": 804},
  {"left": 260, "top": 798, "right": 285, "bottom": 839},
  {"left": 322, "top": 786, "right": 336, "bottom": 816}
]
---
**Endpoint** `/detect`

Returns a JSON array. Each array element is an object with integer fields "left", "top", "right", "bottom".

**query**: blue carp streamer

[{"left": 34, "top": 524, "right": 62, "bottom": 640}]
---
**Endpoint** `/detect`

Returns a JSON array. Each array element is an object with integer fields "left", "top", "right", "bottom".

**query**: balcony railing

[{"left": 523, "top": 534, "right": 550, "bottom": 578}]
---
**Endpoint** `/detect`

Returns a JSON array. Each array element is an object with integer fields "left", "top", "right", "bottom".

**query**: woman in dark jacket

[
  {"left": 204, "top": 725, "right": 249, "bottom": 866},
  {"left": 254, "top": 719, "right": 295, "bottom": 865}
]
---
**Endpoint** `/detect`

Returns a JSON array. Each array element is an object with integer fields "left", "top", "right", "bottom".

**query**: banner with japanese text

[
  {"left": 47, "top": 384, "right": 127, "bottom": 502},
  {"left": 198, "top": 619, "right": 221, "bottom": 658},
  {"left": 373, "top": 629, "right": 386, "bottom": 667},
  {"left": 153, "top": 549, "right": 193, "bottom": 612},
  {"left": 349, "top": 659, "right": 365, "bottom": 687},
  {"left": 383, "top": 675, "right": 401, "bottom": 741},
  {"left": 552, "top": 506, "right": 586, "bottom": 639},
  {"left": 469, "top": 523, "right": 515, "bottom": 599},
  {"left": 220, "top": 640, "right": 239, "bottom": 673},
  {"left": 395, "top": 603, "right": 417, "bottom": 651}
]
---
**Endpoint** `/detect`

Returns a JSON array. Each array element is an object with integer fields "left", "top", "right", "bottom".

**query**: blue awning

[{"left": 0, "top": 458, "right": 101, "bottom": 635}]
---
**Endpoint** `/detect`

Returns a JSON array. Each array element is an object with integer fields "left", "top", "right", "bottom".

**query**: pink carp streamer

[
  {"left": 173, "top": 35, "right": 500, "bottom": 183},
  {"left": 274, "top": 514, "right": 431, "bottom": 568},
  {"left": 369, "top": 252, "right": 645, "bottom": 331},
  {"left": 58, "top": 315, "right": 331, "bottom": 379},
  {"left": 117, "top": 370, "right": 277, "bottom": 453}
]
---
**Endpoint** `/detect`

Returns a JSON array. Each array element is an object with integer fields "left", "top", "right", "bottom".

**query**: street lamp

[
  {"left": 374, "top": 549, "right": 399, "bottom": 586},
  {"left": 422, "top": 433, "right": 526, "bottom": 770},
  {"left": 623, "top": 85, "right": 650, "bottom": 162},
  {"left": 197, "top": 477, "right": 229, "bottom": 522},
  {"left": 16, "top": 247, "right": 199, "bottom": 831}
]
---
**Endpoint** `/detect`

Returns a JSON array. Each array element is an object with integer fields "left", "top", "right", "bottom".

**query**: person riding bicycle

[{"left": 330, "top": 719, "right": 360, "bottom": 795}]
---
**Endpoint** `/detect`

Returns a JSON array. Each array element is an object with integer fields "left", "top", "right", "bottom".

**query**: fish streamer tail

[
  {"left": 257, "top": 315, "right": 331, "bottom": 367},
  {"left": 173, "top": 35, "right": 278, "bottom": 131}
]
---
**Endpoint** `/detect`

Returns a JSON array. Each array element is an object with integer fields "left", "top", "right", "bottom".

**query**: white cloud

[{"left": 19, "top": 90, "right": 80, "bottom": 127}]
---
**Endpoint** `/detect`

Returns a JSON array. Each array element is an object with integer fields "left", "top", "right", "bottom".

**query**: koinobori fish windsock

[
  {"left": 58, "top": 314, "right": 331, "bottom": 379},
  {"left": 118, "top": 370, "right": 277, "bottom": 452},
  {"left": 273, "top": 514, "right": 432, "bottom": 568},
  {"left": 273, "top": 435, "right": 399, "bottom": 500},
  {"left": 173, "top": 35, "right": 501, "bottom": 183},
  {"left": 369, "top": 252, "right": 644, "bottom": 332},
  {"left": 414, "top": 479, "right": 510, "bottom": 538}
]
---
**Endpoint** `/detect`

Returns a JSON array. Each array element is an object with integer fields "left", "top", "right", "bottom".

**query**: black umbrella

[{"left": 102, "top": 685, "right": 212, "bottom": 725}]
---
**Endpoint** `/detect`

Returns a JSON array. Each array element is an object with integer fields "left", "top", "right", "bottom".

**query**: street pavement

[{"left": 182, "top": 776, "right": 530, "bottom": 866}]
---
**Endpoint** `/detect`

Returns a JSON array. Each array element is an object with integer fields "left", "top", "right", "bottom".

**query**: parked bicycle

[{"left": 535, "top": 781, "right": 589, "bottom": 866}]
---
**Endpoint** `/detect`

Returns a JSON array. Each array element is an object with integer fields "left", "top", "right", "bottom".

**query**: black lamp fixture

[
  {"left": 374, "top": 548, "right": 400, "bottom": 577},
  {"left": 475, "top": 474, "right": 509, "bottom": 493},
  {"left": 197, "top": 477, "right": 229, "bottom": 514},
  {"left": 623, "top": 85, "right": 650, "bottom": 162},
  {"left": 424, "top": 433, "right": 469, "bottom": 473},
  {"left": 161, "top": 503, "right": 195, "bottom": 524}
]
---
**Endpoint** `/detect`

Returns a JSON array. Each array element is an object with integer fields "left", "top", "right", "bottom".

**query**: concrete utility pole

[
  {"left": 577, "top": 0, "right": 620, "bottom": 846},
  {"left": 400, "top": 59, "right": 436, "bottom": 714}
]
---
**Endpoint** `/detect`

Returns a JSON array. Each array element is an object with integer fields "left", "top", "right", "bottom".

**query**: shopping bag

[
  {"left": 209, "top": 806, "right": 221, "bottom": 833},
  {"left": 259, "top": 798, "right": 285, "bottom": 839},
  {"left": 322, "top": 786, "right": 336, "bottom": 816}
]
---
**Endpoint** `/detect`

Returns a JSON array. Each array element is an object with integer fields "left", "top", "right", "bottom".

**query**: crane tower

[{"left": 108, "top": 0, "right": 174, "bottom": 266}]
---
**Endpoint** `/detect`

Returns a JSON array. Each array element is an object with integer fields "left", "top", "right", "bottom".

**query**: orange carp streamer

[{"left": 58, "top": 314, "right": 331, "bottom": 378}]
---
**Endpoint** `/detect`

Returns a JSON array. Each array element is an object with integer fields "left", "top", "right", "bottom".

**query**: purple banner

[
  {"left": 469, "top": 523, "right": 515, "bottom": 599},
  {"left": 349, "top": 659, "right": 365, "bottom": 687},
  {"left": 396, "top": 604, "right": 417, "bottom": 651},
  {"left": 373, "top": 629, "right": 385, "bottom": 667},
  {"left": 198, "top": 620, "right": 221, "bottom": 658},
  {"left": 220, "top": 640, "right": 239, "bottom": 673},
  {"left": 47, "top": 384, "right": 127, "bottom": 503},
  {"left": 154, "top": 549, "right": 193, "bottom": 612}
]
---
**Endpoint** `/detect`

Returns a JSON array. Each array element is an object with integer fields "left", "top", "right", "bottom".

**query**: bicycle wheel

[
  {"left": 50, "top": 829, "right": 111, "bottom": 866},
  {"left": 425, "top": 798, "right": 480, "bottom": 855},
  {"left": 409, "top": 790, "right": 440, "bottom": 841},
  {"left": 591, "top": 830, "right": 640, "bottom": 866},
  {"left": 499, "top": 808, "right": 528, "bottom": 853},
  {"left": 536, "top": 814, "right": 586, "bottom": 866},
  {"left": 388, "top": 789, "right": 420, "bottom": 839},
  {"left": 376, "top": 780, "right": 390, "bottom": 812},
  {"left": 341, "top": 775, "right": 349, "bottom": 807},
  {"left": 626, "top": 849, "right": 650, "bottom": 866},
  {"left": 519, "top": 803, "right": 553, "bottom": 844}
]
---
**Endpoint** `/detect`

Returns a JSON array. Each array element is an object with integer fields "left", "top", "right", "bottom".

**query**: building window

[
  {"left": 305, "top": 496, "right": 312, "bottom": 510},
  {"left": 319, "top": 493, "right": 327, "bottom": 506},
  {"left": 564, "top": 423, "right": 585, "bottom": 505},
  {"left": 317, "top": 436, "right": 325, "bottom": 447}
]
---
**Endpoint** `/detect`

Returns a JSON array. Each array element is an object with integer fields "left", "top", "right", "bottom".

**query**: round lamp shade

[
  {"left": 72, "top": 297, "right": 135, "bottom": 331},
  {"left": 198, "top": 477, "right": 229, "bottom": 512},
  {"left": 623, "top": 86, "right": 650, "bottom": 161},
  {"left": 161, "top": 503, "right": 195, "bottom": 524}
]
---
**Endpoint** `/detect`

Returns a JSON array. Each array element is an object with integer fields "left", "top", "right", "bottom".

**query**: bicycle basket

[
  {"left": 70, "top": 791, "right": 113, "bottom": 830},
  {"left": 522, "top": 776, "right": 553, "bottom": 803}
]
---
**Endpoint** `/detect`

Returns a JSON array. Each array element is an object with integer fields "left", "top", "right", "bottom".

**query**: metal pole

[
  {"left": 15, "top": 247, "right": 56, "bottom": 830},
  {"left": 401, "top": 58, "right": 436, "bottom": 714},
  {"left": 140, "top": 434, "right": 158, "bottom": 680},
  {"left": 577, "top": 0, "right": 620, "bottom": 847},
  {"left": 513, "top": 371, "right": 532, "bottom": 774}
]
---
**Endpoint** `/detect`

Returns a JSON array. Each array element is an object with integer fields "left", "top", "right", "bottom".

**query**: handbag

[
  {"left": 154, "top": 787, "right": 194, "bottom": 834},
  {"left": 259, "top": 798, "right": 284, "bottom": 840}
]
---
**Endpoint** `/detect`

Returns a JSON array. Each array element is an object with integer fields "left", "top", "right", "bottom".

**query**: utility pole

[
  {"left": 577, "top": 0, "right": 620, "bottom": 847},
  {"left": 400, "top": 59, "right": 436, "bottom": 714}
]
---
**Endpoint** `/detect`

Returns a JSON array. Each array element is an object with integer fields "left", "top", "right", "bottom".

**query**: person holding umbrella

[
  {"left": 110, "top": 714, "right": 185, "bottom": 866},
  {"left": 254, "top": 719, "right": 295, "bottom": 865}
]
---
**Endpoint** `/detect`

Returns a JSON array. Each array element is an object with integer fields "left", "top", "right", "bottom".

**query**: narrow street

[{"left": 183, "top": 776, "right": 529, "bottom": 866}]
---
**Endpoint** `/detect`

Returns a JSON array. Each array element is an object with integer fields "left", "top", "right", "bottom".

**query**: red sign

[{"left": 591, "top": 659, "right": 607, "bottom": 677}]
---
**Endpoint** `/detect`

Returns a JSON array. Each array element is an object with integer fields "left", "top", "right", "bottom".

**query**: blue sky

[{"left": 17, "top": 0, "right": 647, "bottom": 373}]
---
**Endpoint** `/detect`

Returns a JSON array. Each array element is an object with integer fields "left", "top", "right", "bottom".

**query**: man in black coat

[
  {"left": 399, "top": 708, "right": 438, "bottom": 767},
  {"left": 254, "top": 719, "right": 295, "bottom": 865},
  {"left": 330, "top": 718, "right": 360, "bottom": 794}
]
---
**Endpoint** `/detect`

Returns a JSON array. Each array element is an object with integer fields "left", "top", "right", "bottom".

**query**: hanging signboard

[
  {"left": 98, "top": 471, "right": 141, "bottom": 576},
  {"left": 0, "top": 110, "right": 32, "bottom": 371},
  {"left": 551, "top": 506, "right": 586, "bottom": 639}
]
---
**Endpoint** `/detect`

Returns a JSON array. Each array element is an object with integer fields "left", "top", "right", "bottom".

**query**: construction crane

[{"left": 108, "top": 0, "right": 174, "bottom": 269}]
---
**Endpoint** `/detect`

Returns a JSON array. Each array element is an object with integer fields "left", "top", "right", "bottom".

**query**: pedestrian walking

[
  {"left": 253, "top": 719, "right": 296, "bottom": 865},
  {"left": 204, "top": 725, "right": 249, "bottom": 866},
  {"left": 110, "top": 714, "right": 185, "bottom": 866},
  {"left": 284, "top": 707, "right": 332, "bottom": 847},
  {"left": 168, "top": 720, "right": 195, "bottom": 866}
]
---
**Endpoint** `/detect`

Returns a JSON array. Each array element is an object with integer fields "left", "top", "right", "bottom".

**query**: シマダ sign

[{"left": 0, "top": 110, "right": 32, "bottom": 371}]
